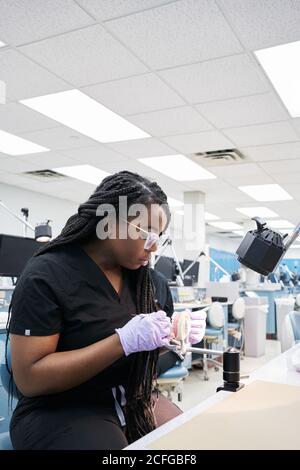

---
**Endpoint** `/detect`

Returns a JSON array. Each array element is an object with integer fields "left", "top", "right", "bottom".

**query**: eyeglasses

[{"left": 124, "top": 219, "right": 162, "bottom": 250}]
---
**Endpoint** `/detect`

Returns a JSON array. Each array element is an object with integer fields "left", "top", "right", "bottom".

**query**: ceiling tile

[
  {"left": 242, "top": 142, "right": 300, "bottom": 162},
  {"left": 223, "top": 121, "right": 299, "bottom": 147},
  {"left": 159, "top": 54, "right": 269, "bottom": 104},
  {"left": 106, "top": 0, "right": 242, "bottom": 69},
  {"left": 84, "top": 73, "right": 184, "bottom": 115},
  {"left": 259, "top": 159, "right": 300, "bottom": 175},
  {"left": 127, "top": 106, "right": 212, "bottom": 136},
  {"left": 196, "top": 93, "right": 289, "bottom": 129},
  {"left": 207, "top": 162, "right": 268, "bottom": 180},
  {"left": 0, "top": 171, "right": 39, "bottom": 187},
  {"left": 20, "top": 24, "right": 147, "bottom": 87},
  {"left": 162, "top": 130, "right": 233, "bottom": 154},
  {"left": 0, "top": 0, "right": 94, "bottom": 46},
  {"left": 292, "top": 118, "right": 300, "bottom": 137},
  {"left": 19, "top": 152, "right": 78, "bottom": 171},
  {"left": 218, "top": 0, "right": 300, "bottom": 50},
  {"left": 107, "top": 137, "right": 175, "bottom": 158},
  {"left": 266, "top": 200, "right": 300, "bottom": 222},
  {"left": 0, "top": 49, "right": 70, "bottom": 101},
  {"left": 0, "top": 156, "right": 40, "bottom": 173},
  {"left": 280, "top": 183, "right": 300, "bottom": 201},
  {"left": 203, "top": 181, "right": 252, "bottom": 204},
  {"left": 272, "top": 172, "right": 300, "bottom": 184},
  {"left": 0, "top": 102, "right": 59, "bottom": 134},
  {"left": 61, "top": 145, "right": 128, "bottom": 165},
  {"left": 77, "top": 0, "right": 172, "bottom": 21},
  {"left": 225, "top": 174, "right": 274, "bottom": 187},
  {"left": 20, "top": 126, "right": 98, "bottom": 151},
  {"left": 99, "top": 158, "right": 191, "bottom": 192}
]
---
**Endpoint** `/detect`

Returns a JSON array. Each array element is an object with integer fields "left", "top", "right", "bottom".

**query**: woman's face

[{"left": 109, "top": 204, "right": 169, "bottom": 270}]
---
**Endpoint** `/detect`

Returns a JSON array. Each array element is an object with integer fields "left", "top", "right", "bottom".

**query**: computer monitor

[
  {"left": 154, "top": 256, "right": 175, "bottom": 282},
  {"left": 182, "top": 259, "right": 199, "bottom": 284},
  {"left": 0, "top": 234, "right": 42, "bottom": 277}
]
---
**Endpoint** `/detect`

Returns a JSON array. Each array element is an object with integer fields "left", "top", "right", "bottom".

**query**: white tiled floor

[{"left": 172, "top": 340, "right": 281, "bottom": 412}]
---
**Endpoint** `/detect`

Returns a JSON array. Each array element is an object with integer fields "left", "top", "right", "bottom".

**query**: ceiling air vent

[
  {"left": 24, "top": 169, "right": 67, "bottom": 179},
  {"left": 191, "top": 148, "right": 248, "bottom": 167}
]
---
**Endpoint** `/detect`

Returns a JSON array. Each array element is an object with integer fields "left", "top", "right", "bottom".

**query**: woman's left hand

[
  {"left": 171, "top": 309, "right": 207, "bottom": 345},
  {"left": 188, "top": 309, "right": 207, "bottom": 345}
]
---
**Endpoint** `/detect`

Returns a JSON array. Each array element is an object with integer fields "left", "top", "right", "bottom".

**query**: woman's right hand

[{"left": 115, "top": 310, "right": 171, "bottom": 356}]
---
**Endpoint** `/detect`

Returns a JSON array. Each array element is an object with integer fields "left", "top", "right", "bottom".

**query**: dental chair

[
  {"left": 156, "top": 360, "right": 189, "bottom": 402},
  {"left": 200, "top": 302, "right": 225, "bottom": 380}
]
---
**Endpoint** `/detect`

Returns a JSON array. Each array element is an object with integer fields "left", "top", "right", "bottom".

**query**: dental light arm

[
  {"left": 236, "top": 217, "right": 300, "bottom": 276},
  {"left": 182, "top": 251, "right": 230, "bottom": 278},
  {"left": 0, "top": 200, "right": 52, "bottom": 242},
  {"left": 154, "top": 237, "right": 184, "bottom": 286},
  {"left": 0, "top": 201, "right": 34, "bottom": 233}
]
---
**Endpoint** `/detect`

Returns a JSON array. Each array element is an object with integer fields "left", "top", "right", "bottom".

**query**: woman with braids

[{"left": 7, "top": 170, "right": 206, "bottom": 449}]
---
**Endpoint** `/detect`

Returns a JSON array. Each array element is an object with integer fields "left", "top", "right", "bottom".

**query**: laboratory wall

[{"left": 0, "top": 183, "right": 77, "bottom": 238}]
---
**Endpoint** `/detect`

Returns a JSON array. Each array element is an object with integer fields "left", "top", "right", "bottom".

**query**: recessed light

[
  {"left": 239, "top": 184, "right": 292, "bottom": 201},
  {"left": 236, "top": 207, "right": 278, "bottom": 218},
  {"left": 0, "top": 129, "right": 49, "bottom": 156},
  {"left": 205, "top": 211, "right": 219, "bottom": 221},
  {"left": 168, "top": 197, "right": 184, "bottom": 207},
  {"left": 53, "top": 164, "right": 110, "bottom": 185},
  {"left": 0, "top": 41, "right": 5, "bottom": 47},
  {"left": 266, "top": 219, "right": 294, "bottom": 229},
  {"left": 139, "top": 155, "right": 216, "bottom": 181},
  {"left": 255, "top": 41, "right": 300, "bottom": 117},
  {"left": 21, "top": 89, "right": 150, "bottom": 143},
  {"left": 209, "top": 221, "right": 242, "bottom": 230}
]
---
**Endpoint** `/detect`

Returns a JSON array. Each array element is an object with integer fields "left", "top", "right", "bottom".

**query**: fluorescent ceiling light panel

[
  {"left": 0, "top": 129, "right": 49, "bottom": 155},
  {"left": 239, "top": 184, "right": 292, "bottom": 201},
  {"left": 20, "top": 89, "right": 150, "bottom": 143},
  {"left": 205, "top": 211, "right": 219, "bottom": 221},
  {"left": 255, "top": 41, "right": 300, "bottom": 117},
  {"left": 53, "top": 164, "right": 110, "bottom": 185},
  {"left": 139, "top": 155, "right": 216, "bottom": 181},
  {"left": 266, "top": 219, "right": 294, "bottom": 229},
  {"left": 168, "top": 197, "right": 184, "bottom": 207},
  {"left": 0, "top": 41, "right": 5, "bottom": 47},
  {"left": 236, "top": 207, "right": 278, "bottom": 218},
  {"left": 209, "top": 221, "right": 242, "bottom": 230}
]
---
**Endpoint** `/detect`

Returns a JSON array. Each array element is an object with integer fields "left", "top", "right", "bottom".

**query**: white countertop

[{"left": 125, "top": 343, "right": 300, "bottom": 450}]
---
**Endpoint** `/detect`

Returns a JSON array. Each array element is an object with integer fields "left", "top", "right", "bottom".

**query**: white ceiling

[{"left": 0, "top": 0, "right": 300, "bottom": 236}]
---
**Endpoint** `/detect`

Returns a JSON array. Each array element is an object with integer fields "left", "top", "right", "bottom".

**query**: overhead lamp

[{"left": 0, "top": 201, "right": 52, "bottom": 242}]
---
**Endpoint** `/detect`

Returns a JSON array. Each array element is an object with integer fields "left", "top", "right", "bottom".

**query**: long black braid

[{"left": 7, "top": 170, "right": 170, "bottom": 443}]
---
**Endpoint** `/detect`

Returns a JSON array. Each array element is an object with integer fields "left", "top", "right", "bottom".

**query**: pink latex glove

[
  {"left": 188, "top": 309, "right": 207, "bottom": 345},
  {"left": 115, "top": 310, "right": 171, "bottom": 356}
]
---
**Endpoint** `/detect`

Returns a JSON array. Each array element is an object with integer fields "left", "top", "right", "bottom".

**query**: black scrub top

[
  {"left": 150, "top": 269, "right": 174, "bottom": 317},
  {"left": 9, "top": 243, "right": 139, "bottom": 414}
]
